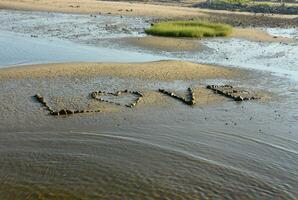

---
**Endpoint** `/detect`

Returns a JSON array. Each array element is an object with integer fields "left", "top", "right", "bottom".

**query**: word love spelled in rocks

[{"left": 33, "top": 85, "right": 260, "bottom": 116}]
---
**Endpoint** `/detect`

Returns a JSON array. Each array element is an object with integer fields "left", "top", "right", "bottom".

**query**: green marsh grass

[{"left": 145, "top": 21, "right": 233, "bottom": 38}]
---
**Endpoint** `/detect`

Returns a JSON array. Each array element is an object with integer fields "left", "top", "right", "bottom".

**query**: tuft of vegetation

[{"left": 145, "top": 21, "right": 233, "bottom": 38}]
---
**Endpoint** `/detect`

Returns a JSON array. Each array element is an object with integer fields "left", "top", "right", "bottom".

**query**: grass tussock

[{"left": 145, "top": 21, "right": 233, "bottom": 38}]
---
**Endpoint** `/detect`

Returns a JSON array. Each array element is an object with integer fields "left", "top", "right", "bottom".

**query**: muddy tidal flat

[{"left": 0, "top": 9, "right": 298, "bottom": 200}]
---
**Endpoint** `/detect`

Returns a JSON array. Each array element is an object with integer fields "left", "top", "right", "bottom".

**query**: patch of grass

[{"left": 145, "top": 21, "right": 233, "bottom": 38}]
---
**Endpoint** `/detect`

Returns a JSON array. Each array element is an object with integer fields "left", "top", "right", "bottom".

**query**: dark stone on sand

[
  {"left": 58, "top": 109, "right": 68, "bottom": 115},
  {"left": 91, "top": 91, "right": 98, "bottom": 98},
  {"left": 51, "top": 111, "right": 59, "bottom": 116},
  {"left": 34, "top": 94, "right": 44, "bottom": 102},
  {"left": 235, "top": 96, "right": 244, "bottom": 101},
  {"left": 47, "top": 107, "right": 53, "bottom": 112},
  {"left": 66, "top": 110, "right": 74, "bottom": 114}
]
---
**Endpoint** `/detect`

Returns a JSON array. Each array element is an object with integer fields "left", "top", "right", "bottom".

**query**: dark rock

[
  {"left": 91, "top": 92, "right": 97, "bottom": 98},
  {"left": 34, "top": 94, "right": 44, "bottom": 102},
  {"left": 66, "top": 110, "right": 74, "bottom": 114},
  {"left": 51, "top": 111, "right": 59, "bottom": 116},
  {"left": 58, "top": 109, "right": 68, "bottom": 115},
  {"left": 234, "top": 96, "right": 244, "bottom": 101}
]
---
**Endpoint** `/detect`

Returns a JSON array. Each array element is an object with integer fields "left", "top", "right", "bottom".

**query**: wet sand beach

[
  {"left": 0, "top": 60, "right": 297, "bottom": 200},
  {"left": 0, "top": 61, "right": 239, "bottom": 80},
  {"left": 0, "top": 6, "right": 298, "bottom": 200}
]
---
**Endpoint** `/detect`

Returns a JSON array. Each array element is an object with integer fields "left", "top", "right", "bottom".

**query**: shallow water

[
  {"left": 0, "top": 31, "right": 168, "bottom": 67},
  {"left": 0, "top": 10, "right": 298, "bottom": 200}
]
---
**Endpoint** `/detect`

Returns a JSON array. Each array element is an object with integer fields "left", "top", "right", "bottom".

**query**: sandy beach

[
  {"left": 0, "top": 60, "right": 246, "bottom": 129},
  {"left": 0, "top": 61, "right": 239, "bottom": 80},
  {"left": 0, "top": 2, "right": 298, "bottom": 200}
]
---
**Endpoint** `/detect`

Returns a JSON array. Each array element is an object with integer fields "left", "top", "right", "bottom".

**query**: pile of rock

[
  {"left": 158, "top": 87, "right": 196, "bottom": 106},
  {"left": 206, "top": 85, "right": 260, "bottom": 101}
]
